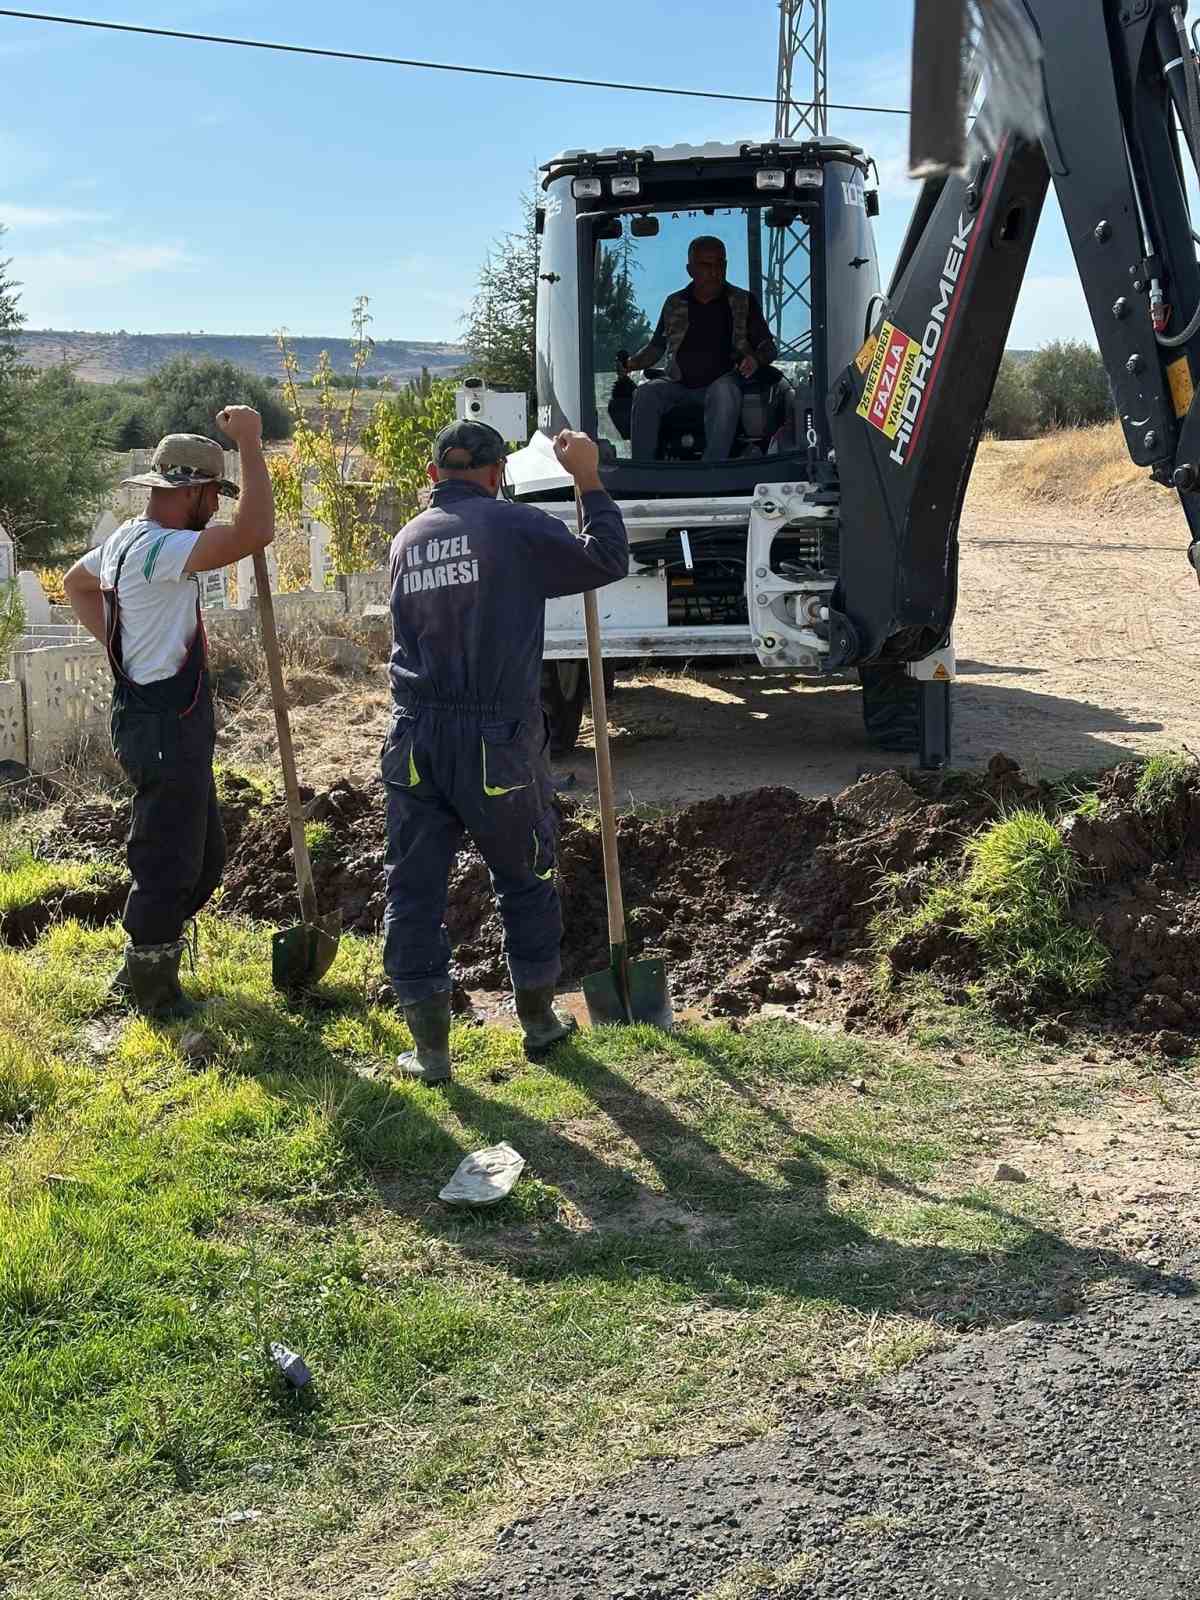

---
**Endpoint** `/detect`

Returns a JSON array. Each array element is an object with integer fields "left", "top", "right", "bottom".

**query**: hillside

[{"left": 13, "top": 328, "right": 465, "bottom": 385}]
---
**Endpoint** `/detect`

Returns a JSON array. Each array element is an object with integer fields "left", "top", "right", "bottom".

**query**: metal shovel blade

[
  {"left": 582, "top": 943, "right": 673, "bottom": 1030},
  {"left": 271, "top": 912, "right": 341, "bottom": 993}
]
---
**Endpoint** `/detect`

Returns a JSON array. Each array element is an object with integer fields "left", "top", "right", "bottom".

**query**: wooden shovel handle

[
  {"left": 253, "top": 550, "right": 320, "bottom": 927},
  {"left": 578, "top": 494, "right": 626, "bottom": 950}
]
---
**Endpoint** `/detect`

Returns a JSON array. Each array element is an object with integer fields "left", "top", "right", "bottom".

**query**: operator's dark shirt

[
  {"left": 388, "top": 480, "right": 629, "bottom": 719},
  {"left": 653, "top": 286, "right": 774, "bottom": 389}
]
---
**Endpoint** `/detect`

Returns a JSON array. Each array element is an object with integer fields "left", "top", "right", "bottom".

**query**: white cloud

[
  {"left": 14, "top": 242, "right": 194, "bottom": 320},
  {"left": 0, "top": 203, "right": 109, "bottom": 229}
]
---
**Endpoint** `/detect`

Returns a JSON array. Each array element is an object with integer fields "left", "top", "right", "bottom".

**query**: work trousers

[
  {"left": 631, "top": 373, "right": 743, "bottom": 461},
  {"left": 382, "top": 705, "right": 562, "bottom": 1005},
  {"left": 111, "top": 690, "right": 226, "bottom": 947}
]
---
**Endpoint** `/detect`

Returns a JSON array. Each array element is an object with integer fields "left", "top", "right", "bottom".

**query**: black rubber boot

[
  {"left": 108, "top": 945, "right": 134, "bottom": 1004},
  {"left": 515, "top": 986, "right": 577, "bottom": 1060},
  {"left": 396, "top": 995, "right": 453, "bottom": 1085},
  {"left": 125, "top": 940, "right": 200, "bottom": 1022}
]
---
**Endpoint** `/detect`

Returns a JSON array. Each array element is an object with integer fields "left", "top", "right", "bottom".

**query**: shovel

[
  {"left": 576, "top": 494, "right": 672, "bottom": 1030},
  {"left": 252, "top": 550, "right": 341, "bottom": 991}
]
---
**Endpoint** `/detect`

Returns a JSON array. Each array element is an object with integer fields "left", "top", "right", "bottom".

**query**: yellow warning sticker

[
  {"left": 1168, "top": 355, "right": 1194, "bottom": 419},
  {"left": 857, "top": 319, "right": 921, "bottom": 440},
  {"left": 854, "top": 335, "right": 877, "bottom": 375},
  {"left": 931, "top": 662, "right": 952, "bottom": 682}
]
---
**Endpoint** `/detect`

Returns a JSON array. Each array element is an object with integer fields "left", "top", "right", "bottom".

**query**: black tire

[
  {"left": 859, "top": 662, "right": 921, "bottom": 753},
  {"left": 542, "top": 661, "right": 588, "bottom": 755}
]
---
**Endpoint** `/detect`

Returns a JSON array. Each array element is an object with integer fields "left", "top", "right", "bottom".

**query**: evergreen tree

[
  {"left": 462, "top": 193, "right": 538, "bottom": 425},
  {"left": 594, "top": 237, "right": 653, "bottom": 373}
]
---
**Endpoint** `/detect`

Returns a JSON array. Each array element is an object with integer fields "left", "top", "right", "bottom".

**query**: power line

[{"left": 0, "top": 8, "right": 910, "bottom": 116}]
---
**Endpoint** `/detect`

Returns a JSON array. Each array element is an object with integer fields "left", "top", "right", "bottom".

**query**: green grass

[
  {"left": 0, "top": 902, "right": 1167, "bottom": 1600},
  {"left": 0, "top": 854, "right": 109, "bottom": 916},
  {"left": 303, "top": 820, "right": 335, "bottom": 861},
  {"left": 876, "top": 809, "right": 1109, "bottom": 1001},
  {"left": 1134, "top": 750, "right": 1194, "bottom": 815}
]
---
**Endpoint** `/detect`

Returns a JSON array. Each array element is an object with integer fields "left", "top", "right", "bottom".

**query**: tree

[
  {"left": 144, "top": 356, "right": 292, "bottom": 444},
  {"left": 1027, "top": 340, "right": 1115, "bottom": 429},
  {"left": 275, "top": 296, "right": 377, "bottom": 575},
  {"left": 593, "top": 238, "right": 653, "bottom": 374},
  {"left": 462, "top": 192, "right": 538, "bottom": 423},
  {"left": 363, "top": 375, "right": 457, "bottom": 525},
  {"left": 0, "top": 239, "right": 115, "bottom": 563},
  {"left": 0, "top": 364, "right": 117, "bottom": 561},
  {"left": 986, "top": 353, "right": 1039, "bottom": 439}
]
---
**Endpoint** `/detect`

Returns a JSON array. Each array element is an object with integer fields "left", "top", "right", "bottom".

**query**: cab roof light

[
  {"left": 572, "top": 176, "right": 603, "bottom": 199},
  {"left": 611, "top": 173, "right": 641, "bottom": 197},
  {"left": 755, "top": 168, "right": 787, "bottom": 191},
  {"left": 794, "top": 168, "right": 824, "bottom": 189}
]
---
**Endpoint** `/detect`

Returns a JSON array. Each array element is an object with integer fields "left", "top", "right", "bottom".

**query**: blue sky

[{"left": 0, "top": 0, "right": 1092, "bottom": 345}]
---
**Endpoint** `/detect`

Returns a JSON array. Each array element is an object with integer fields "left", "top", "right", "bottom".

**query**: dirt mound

[
  {"left": 34, "top": 754, "right": 1200, "bottom": 1038},
  {"left": 1063, "top": 764, "right": 1200, "bottom": 1042},
  {"left": 221, "top": 778, "right": 384, "bottom": 934},
  {"left": 213, "top": 767, "right": 1024, "bottom": 1009}
]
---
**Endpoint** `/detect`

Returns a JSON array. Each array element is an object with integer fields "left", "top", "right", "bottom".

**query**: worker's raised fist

[
  {"left": 216, "top": 405, "right": 263, "bottom": 447},
  {"left": 553, "top": 429, "right": 600, "bottom": 480}
]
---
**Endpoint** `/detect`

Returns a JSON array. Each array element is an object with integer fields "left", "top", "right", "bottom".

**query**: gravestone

[
  {"left": 308, "top": 520, "right": 331, "bottom": 593},
  {"left": 17, "top": 571, "right": 51, "bottom": 625},
  {"left": 235, "top": 548, "right": 278, "bottom": 608},
  {"left": 89, "top": 509, "right": 121, "bottom": 550}
]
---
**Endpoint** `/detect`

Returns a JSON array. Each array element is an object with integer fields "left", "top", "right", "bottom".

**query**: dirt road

[
  {"left": 221, "top": 441, "right": 1200, "bottom": 805},
  {"left": 549, "top": 442, "right": 1200, "bottom": 806}
]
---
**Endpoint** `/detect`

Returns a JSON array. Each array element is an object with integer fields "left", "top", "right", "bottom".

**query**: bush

[
  {"left": 877, "top": 809, "right": 1109, "bottom": 1000},
  {"left": 0, "top": 580, "right": 25, "bottom": 676},
  {"left": 363, "top": 376, "right": 457, "bottom": 525},
  {"left": 144, "top": 356, "right": 292, "bottom": 444},
  {"left": 986, "top": 354, "right": 1039, "bottom": 438},
  {"left": 1027, "top": 339, "right": 1115, "bottom": 429},
  {"left": 0, "top": 363, "right": 116, "bottom": 563}
]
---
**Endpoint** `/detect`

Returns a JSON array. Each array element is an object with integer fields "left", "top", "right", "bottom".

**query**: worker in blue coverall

[{"left": 383, "top": 419, "right": 629, "bottom": 1084}]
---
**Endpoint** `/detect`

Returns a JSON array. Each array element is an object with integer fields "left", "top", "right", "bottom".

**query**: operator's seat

[
  {"left": 606, "top": 366, "right": 789, "bottom": 460},
  {"left": 656, "top": 394, "right": 708, "bottom": 461},
  {"left": 655, "top": 366, "right": 788, "bottom": 461}
]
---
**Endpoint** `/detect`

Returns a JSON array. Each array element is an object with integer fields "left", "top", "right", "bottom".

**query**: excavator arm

[{"left": 829, "top": 0, "right": 1200, "bottom": 767}]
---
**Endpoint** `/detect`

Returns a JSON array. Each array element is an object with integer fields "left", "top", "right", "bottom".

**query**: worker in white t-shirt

[{"left": 64, "top": 408, "right": 274, "bottom": 1018}]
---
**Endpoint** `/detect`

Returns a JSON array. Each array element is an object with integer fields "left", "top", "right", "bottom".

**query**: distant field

[{"left": 14, "top": 328, "right": 465, "bottom": 386}]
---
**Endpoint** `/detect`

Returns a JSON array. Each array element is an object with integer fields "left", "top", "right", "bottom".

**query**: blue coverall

[{"left": 382, "top": 480, "right": 629, "bottom": 1003}]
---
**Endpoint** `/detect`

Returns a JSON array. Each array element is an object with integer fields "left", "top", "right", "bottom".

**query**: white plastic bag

[{"left": 439, "top": 1142, "right": 526, "bottom": 1207}]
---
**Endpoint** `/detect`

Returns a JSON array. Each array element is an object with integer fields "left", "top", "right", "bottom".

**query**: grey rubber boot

[
  {"left": 514, "top": 986, "right": 577, "bottom": 1059},
  {"left": 396, "top": 995, "right": 453, "bottom": 1085},
  {"left": 125, "top": 940, "right": 200, "bottom": 1022}
]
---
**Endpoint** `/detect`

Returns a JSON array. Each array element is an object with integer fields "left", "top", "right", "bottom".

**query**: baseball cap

[
  {"left": 433, "top": 419, "right": 508, "bottom": 469},
  {"left": 122, "top": 433, "right": 240, "bottom": 498}
]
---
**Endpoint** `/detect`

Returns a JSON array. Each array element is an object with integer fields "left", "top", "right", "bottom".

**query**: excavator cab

[
  {"left": 503, "top": 138, "right": 968, "bottom": 765},
  {"left": 508, "top": 139, "right": 880, "bottom": 500}
]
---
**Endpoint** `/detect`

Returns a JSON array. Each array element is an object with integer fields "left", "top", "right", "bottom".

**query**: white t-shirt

[{"left": 82, "top": 518, "right": 202, "bottom": 685}]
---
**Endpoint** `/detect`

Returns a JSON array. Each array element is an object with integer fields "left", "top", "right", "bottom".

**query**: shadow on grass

[{"left": 196, "top": 993, "right": 1193, "bottom": 1334}]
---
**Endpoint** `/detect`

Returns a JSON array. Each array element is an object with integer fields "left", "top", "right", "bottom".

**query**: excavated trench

[
  {"left": 30, "top": 756, "right": 1200, "bottom": 1046},
  {"left": 0, "top": 880, "right": 129, "bottom": 947}
]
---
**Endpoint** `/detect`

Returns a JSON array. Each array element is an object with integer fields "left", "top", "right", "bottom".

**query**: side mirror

[
  {"left": 631, "top": 215, "right": 660, "bottom": 238},
  {"left": 594, "top": 217, "right": 623, "bottom": 241},
  {"left": 865, "top": 190, "right": 880, "bottom": 218}
]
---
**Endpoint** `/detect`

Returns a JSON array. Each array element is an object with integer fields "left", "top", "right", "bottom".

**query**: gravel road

[{"left": 451, "top": 1264, "right": 1199, "bottom": 1600}]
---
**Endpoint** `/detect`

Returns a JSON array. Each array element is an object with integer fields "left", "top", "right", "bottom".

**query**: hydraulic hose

[{"left": 1157, "top": 5, "right": 1200, "bottom": 346}]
